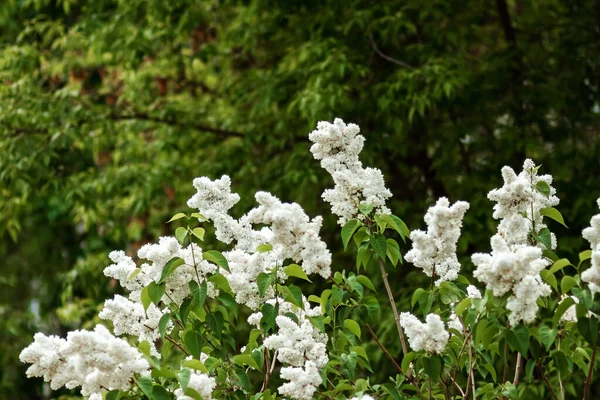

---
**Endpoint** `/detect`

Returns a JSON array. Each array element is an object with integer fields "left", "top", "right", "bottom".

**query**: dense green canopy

[{"left": 2, "top": 0, "right": 599, "bottom": 397}]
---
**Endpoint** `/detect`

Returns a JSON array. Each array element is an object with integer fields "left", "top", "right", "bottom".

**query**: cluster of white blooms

[
  {"left": 558, "top": 295, "right": 580, "bottom": 323},
  {"left": 467, "top": 285, "right": 482, "bottom": 299},
  {"left": 246, "top": 192, "right": 332, "bottom": 277},
  {"left": 98, "top": 295, "right": 172, "bottom": 356},
  {"left": 399, "top": 313, "right": 450, "bottom": 354},
  {"left": 308, "top": 118, "right": 392, "bottom": 225},
  {"left": 349, "top": 395, "right": 375, "bottom": 400},
  {"left": 102, "top": 240, "right": 217, "bottom": 350},
  {"left": 582, "top": 199, "right": 600, "bottom": 294},
  {"left": 263, "top": 316, "right": 328, "bottom": 368},
  {"left": 187, "top": 176, "right": 332, "bottom": 311},
  {"left": 278, "top": 361, "right": 322, "bottom": 400},
  {"left": 174, "top": 371, "right": 217, "bottom": 400},
  {"left": 472, "top": 235, "right": 551, "bottom": 325},
  {"left": 19, "top": 325, "right": 149, "bottom": 396},
  {"left": 488, "top": 159, "right": 559, "bottom": 248},
  {"left": 405, "top": 197, "right": 470, "bottom": 285}
]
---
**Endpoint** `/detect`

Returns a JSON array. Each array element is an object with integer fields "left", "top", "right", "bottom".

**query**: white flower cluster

[
  {"left": 309, "top": 118, "right": 392, "bottom": 225},
  {"left": 349, "top": 395, "right": 375, "bottom": 400},
  {"left": 559, "top": 295, "right": 579, "bottom": 323},
  {"left": 488, "top": 159, "right": 559, "bottom": 248},
  {"left": 472, "top": 235, "right": 551, "bottom": 325},
  {"left": 399, "top": 313, "right": 450, "bottom": 354},
  {"left": 99, "top": 295, "right": 172, "bottom": 357},
  {"left": 102, "top": 240, "right": 217, "bottom": 350},
  {"left": 186, "top": 176, "right": 332, "bottom": 310},
  {"left": 405, "top": 197, "right": 470, "bottom": 285},
  {"left": 582, "top": 199, "right": 600, "bottom": 294},
  {"left": 467, "top": 285, "right": 482, "bottom": 299},
  {"left": 278, "top": 361, "right": 322, "bottom": 400},
  {"left": 174, "top": 371, "right": 217, "bottom": 400},
  {"left": 19, "top": 325, "right": 149, "bottom": 396}
]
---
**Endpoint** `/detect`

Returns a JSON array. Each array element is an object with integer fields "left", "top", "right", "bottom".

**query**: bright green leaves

[
  {"left": 159, "top": 257, "right": 185, "bottom": 284},
  {"left": 256, "top": 243, "right": 273, "bottom": 253},
  {"left": 536, "top": 228, "right": 552, "bottom": 249},
  {"left": 175, "top": 227, "right": 188, "bottom": 244},
  {"left": 158, "top": 313, "right": 170, "bottom": 340},
  {"left": 140, "top": 281, "right": 165, "bottom": 311},
  {"left": 167, "top": 213, "right": 187, "bottom": 223},
  {"left": 538, "top": 325, "right": 557, "bottom": 351},
  {"left": 560, "top": 276, "right": 578, "bottom": 294},
  {"left": 343, "top": 319, "right": 361, "bottom": 340},
  {"left": 232, "top": 354, "right": 261, "bottom": 371},
  {"left": 183, "top": 330, "right": 204, "bottom": 359},
  {"left": 540, "top": 207, "right": 567, "bottom": 228},
  {"left": 422, "top": 355, "right": 443, "bottom": 381},
  {"left": 203, "top": 250, "right": 230, "bottom": 272},
  {"left": 506, "top": 325, "right": 529, "bottom": 356},
  {"left": 189, "top": 280, "right": 207, "bottom": 308},
  {"left": 256, "top": 272, "right": 272, "bottom": 297},
  {"left": 341, "top": 219, "right": 362, "bottom": 250},
  {"left": 191, "top": 227, "right": 205, "bottom": 241},
  {"left": 284, "top": 264, "right": 311, "bottom": 282},
  {"left": 370, "top": 234, "right": 387, "bottom": 260}
]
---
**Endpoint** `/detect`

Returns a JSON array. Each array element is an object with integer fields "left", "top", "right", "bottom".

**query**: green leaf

[
  {"left": 422, "top": 355, "right": 442, "bottom": 381},
  {"left": 183, "top": 330, "right": 204, "bottom": 359},
  {"left": 386, "top": 238, "right": 401, "bottom": 267},
  {"left": 183, "top": 388, "right": 203, "bottom": 400},
  {"left": 158, "top": 312, "right": 170, "bottom": 340},
  {"left": 359, "top": 203, "right": 373, "bottom": 216},
  {"left": 540, "top": 207, "right": 567, "bottom": 227},
  {"left": 538, "top": 326, "right": 557, "bottom": 351},
  {"left": 175, "top": 227, "right": 188, "bottom": 244},
  {"left": 138, "top": 340, "right": 151, "bottom": 357},
  {"left": 152, "top": 385, "right": 170, "bottom": 400},
  {"left": 370, "top": 234, "right": 387, "bottom": 260},
  {"left": 525, "top": 359, "right": 536, "bottom": 381},
  {"left": 579, "top": 250, "right": 593, "bottom": 263},
  {"left": 233, "top": 354, "right": 261, "bottom": 370},
  {"left": 537, "top": 228, "right": 552, "bottom": 249},
  {"left": 191, "top": 227, "right": 205, "bottom": 241},
  {"left": 550, "top": 258, "right": 572, "bottom": 274},
  {"left": 136, "top": 377, "right": 154, "bottom": 398},
  {"left": 128, "top": 268, "right": 141, "bottom": 281},
  {"left": 540, "top": 270, "right": 558, "bottom": 292},
  {"left": 341, "top": 219, "right": 361, "bottom": 250},
  {"left": 355, "top": 275, "right": 376, "bottom": 291},
  {"left": 535, "top": 181, "right": 550, "bottom": 197},
  {"left": 577, "top": 317, "right": 599, "bottom": 346},
  {"left": 181, "top": 359, "right": 208, "bottom": 373},
  {"left": 510, "top": 325, "right": 530, "bottom": 356},
  {"left": 159, "top": 257, "right": 185, "bottom": 283},
  {"left": 141, "top": 286, "right": 152, "bottom": 311},
  {"left": 260, "top": 303, "right": 277, "bottom": 332},
  {"left": 285, "top": 285, "right": 304, "bottom": 309},
  {"left": 208, "top": 274, "right": 232, "bottom": 294},
  {"left": 180, "top": 298, "right": 193, "bottom": 325},
  {"left": 390, "top": 215, "right": 410, "bottom": 241},
  {"left": 343, "top": 319, "right": 361, "bottom": 339},
  {"left": 561, "top": 276, "right": 578, "bottom": 294},
  {"left": 402, "top": 352, "right": 416, "bottom": 373},
  {"left": 168, "top": 213, "right": 187, "bottom": 223},
  {"left": 284, "top": 264, "right": 311, "bottom": 282},
  {"left": 553, "top": 296, "right": 576, "bottom": 326},
  {"left": 189, "top": 280, "right": 208, "bottom": 307},
  {"left": 177, "top": 368, "right": 191, "bottom": 391},
  {"left": 106, "top": 390, "right": 121, "bottom": 400},
  {"left": 411, "top": 288, "right": 427, "bottom": 309},
  {"left": 203, "top": 250, "right": 230, "bottom": 272},
  {"left": 190, "top": 212, "right": 207, "bottom": 221},
  {"left": 148, "top": 281, "right": 166, "bottom": 305},
  {"left": 257, "top": 243, "right": 273, "bottom": 253},
  {"left": 256, "top": 272, "right": 272, "bottom": 297}
]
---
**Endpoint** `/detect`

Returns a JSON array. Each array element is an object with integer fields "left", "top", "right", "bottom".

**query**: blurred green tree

[{"left": 1, "top": 0, "right": 599, "bottom": 398}]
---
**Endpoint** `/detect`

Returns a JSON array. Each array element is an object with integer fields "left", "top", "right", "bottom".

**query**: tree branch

[{"left": 369, "top": 34, "right": 414, "bottom": 69}]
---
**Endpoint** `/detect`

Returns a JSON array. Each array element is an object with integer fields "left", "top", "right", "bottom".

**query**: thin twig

[
  {"left": 513, "top": 352, "right": 522, "bottom": 386},
  {"left": 539, "top": 364, "right": 559, "bottom": 400},
  {"left": 366, "top": 323, "right": 403, "bottom": 375},
  {"left": 468, "top": 336, "right": 476, "bottom": 399},
  {"left": 378, "top": 258, "right": 409, "bottom": 356},
  {"left": 369, "top": 34, "right": 414, "bottom": 69},
  {"left": 447, "top": 370, "right": 466, "bottom": 398},
  {"left": 584, "top": 345, "right": 597, "bottom": 400},
  {"left": 165, "top": 335, "right": 190, "bottom": 356}
]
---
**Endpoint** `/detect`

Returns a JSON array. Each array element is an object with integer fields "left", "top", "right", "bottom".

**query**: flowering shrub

[{"left": 20, "top": 118, "right": 600, "bottom": 399}]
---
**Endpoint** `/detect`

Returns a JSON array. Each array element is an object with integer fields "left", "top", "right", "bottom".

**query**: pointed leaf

[
  {"left": 256, "top": 272, "right": 272, "bottom": 297},
  {"left": 344, "top": 319, "right": 361, "bottom": 339},
  {"left": 148, "top": 281, "right": 166, "bottom": 305},
  {"left": 284, "top": 264, "right": 311, "bottom": 282},
  {"left": 168, "top": 213, "right": 187, "bottom": 223},
  {"left": 175, "top": 227, "right": 188, "bottom": 244},
  {"left": 183, "top": 331, "right": 204, "bottom": 359},
  {"left": 341, "top": 219, "right": 361, "bottom": 250},
  {"left": 191, "top": 227, "right": 205, "bottom": 241},
  {"left": 370, "top": 234, "right": 387, "bottom": 260},
  {"left": 203, "top": 250, "right": 230, "bottom": 272},
  {"left": 540, "top": 207, "right": 567, "bottom": 228}
]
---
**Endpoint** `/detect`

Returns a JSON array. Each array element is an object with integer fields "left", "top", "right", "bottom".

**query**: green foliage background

[{"left": 1, "top": 0, "right": 599, "bottom": 398}]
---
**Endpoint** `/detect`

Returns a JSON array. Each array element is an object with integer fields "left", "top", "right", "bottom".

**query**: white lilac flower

[
  {"left": 263, "top": 316, "right": 328, "bottom": 368},
  {"left": 472, "top": 235, "right": 551, "bottom": 325},
  {"left": 19, "top": 325, "right": 149, "bottom": 396},
  {"left": 399, "top": 313, "right": 449, "bottom": 354},
  {"left": 98, "top": 295, "right": 173, "bottom": 356},
  {"left": 488, "top": 159, "right": 559, "bottom": 248},
  {"left": 405, "top": 197, "right": 470, "bottom": 285},
  {"left": 104, "top": 250, "right": 151, "bottom": 291},
  {"left": 558, "top": 295, "right": 579, "bottom": 323},
  {"left": 582, "top": 199, "right": 600, "bottom": 294},
  {"left": 467, "top": 285, "right": 482, "bottom": 299},
  {"left": 309, "top": 118, "right": 392, "bottom": 225},
  {"left": 349, "top": 395, "right": 375, "bottom": 400},
  {"left": 278, "top": 361, "right": 322, "bottom": 400},
  {"left": 246, "top": 191, "right": 332, "bottom": 278},
  {"left": 174, "top": 370, "right": 216, "bottom": 400}
]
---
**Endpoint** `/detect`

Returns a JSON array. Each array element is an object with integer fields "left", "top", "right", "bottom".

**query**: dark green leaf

[
  {"left": 341, "top": 219, "right": 361, "bottom": 250},
  {"left": 183, "top": 330, "right": 204, "bottom": 359}
]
